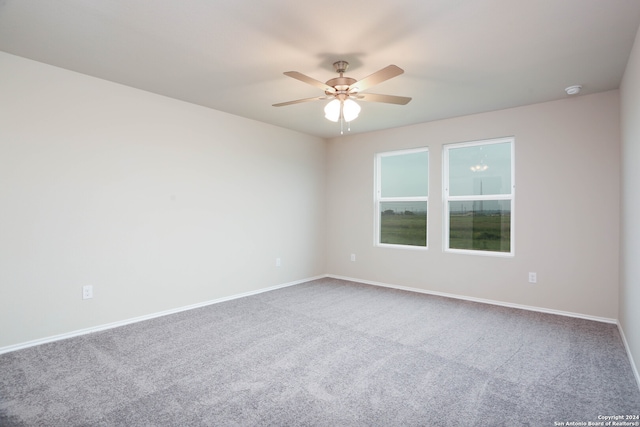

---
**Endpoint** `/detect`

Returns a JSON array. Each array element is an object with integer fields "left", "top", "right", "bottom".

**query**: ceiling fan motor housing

[
  {"left": 325, "top": 76, "right": 357, "bottom": 97},
  {"left": 325, "top": 60, "right": 357, "bottom": 98}
]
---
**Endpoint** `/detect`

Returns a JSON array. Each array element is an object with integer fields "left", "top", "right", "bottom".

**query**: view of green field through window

[
  {"left": 376, "top": 139, "right": 512, "bottom": 253},
  {"left": 379, "top": 201, "right": 427, "bottom": 246},
  {"left": 449, "top": 201, "right": 511, "bottom": 252},
  {"left": 377, "top": 149, "right": 428, "bottom": 247},
  {"left": 446, "top": 139, "right": 513, "bottom": 253}
]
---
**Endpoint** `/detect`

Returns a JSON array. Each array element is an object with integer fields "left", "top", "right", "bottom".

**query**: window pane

[
  {"left": 448, "top": 142, "right": 511, "bottom": 196},
  {"left": 381, "top": 151, "right": 428, "bottom": 197},
  {"left": 449, "top": 200, "right": 511, "bottom": 252},
  {"left": 380, "top": 201, "right": 427, "bottom": 247}
]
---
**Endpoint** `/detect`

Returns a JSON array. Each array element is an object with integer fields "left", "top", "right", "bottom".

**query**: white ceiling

[{"left": 2, "top": 0, "right": 640, "bottom": 138}]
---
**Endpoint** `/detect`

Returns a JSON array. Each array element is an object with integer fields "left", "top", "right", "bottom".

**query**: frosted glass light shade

[
  {"left": 324, "top": 99, "right": 341, "bottom": 122},
  {"left": 343, "top": 99, "right": 361, "bottom": 122}
]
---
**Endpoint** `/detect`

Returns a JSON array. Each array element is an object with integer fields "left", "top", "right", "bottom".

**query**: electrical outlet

[
  {"left": 82, "top": 285, "right": 93, "bottom": 300},
  {"left": 528, "top": 272, "right": 537, "bottom": 284},
  {"left": 350, "top": 253, "right": 356, "bottom": 262},
  {"left": 276, "top": 257, "right": 281, "bottom": 267}
]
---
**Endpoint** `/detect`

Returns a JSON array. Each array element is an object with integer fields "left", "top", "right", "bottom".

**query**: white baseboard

[
  {"left": 617, "top": 321, "right": 640, "bottom": 392},
  {"left": 326, "top": 274, "right": 618, "bottom": 324},
  {"left": 0, "top": 275, "right": 325, "bottom": 355}
]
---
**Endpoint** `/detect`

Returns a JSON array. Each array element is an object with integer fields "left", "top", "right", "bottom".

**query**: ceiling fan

[{"left": 273, "top": 60, "right": 411, "bottom": 129}]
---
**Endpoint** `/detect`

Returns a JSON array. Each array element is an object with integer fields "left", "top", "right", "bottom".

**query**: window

[
  {"left": 444, "top": 137, "right": 514, "bottom": 255},
  {"left": 375, "top": 148, "right": 428, "bottom": 248}
]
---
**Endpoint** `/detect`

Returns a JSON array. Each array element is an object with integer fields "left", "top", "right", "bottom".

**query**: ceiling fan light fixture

[
  {"left": 342, "top": 99, "right": 361, "bottom": 122},
  {"left": 324, "top": 99, "right": 341, "bottom": 122}
]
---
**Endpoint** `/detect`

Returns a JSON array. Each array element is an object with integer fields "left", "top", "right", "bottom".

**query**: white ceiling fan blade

[
  {"left": 357, "top": 93, "right": 412, "bottom": 105},
  {"left": 283, "top": 71, "right": 336, "bottom": 93},
  {"left": 348, "top": 65, "right": 404, "bottom": 93},
  {"left": 272, "top": 96, "right": 328, "bottom": 107}
]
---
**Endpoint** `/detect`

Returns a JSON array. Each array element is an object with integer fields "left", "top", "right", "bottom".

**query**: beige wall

[
  {"left": 620, "top": 25, "right": 640, "bottom": 383},
  {"left": 326, "top": 90, "right": 621, "bottom": 320},
  {"left": 0, "top": 52, "right": 326, "bottom": 348}
]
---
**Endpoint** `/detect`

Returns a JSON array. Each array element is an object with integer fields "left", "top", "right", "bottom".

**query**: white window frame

[
  {"left": 374, "top": 147, "right": 429, "bottom": 250},
  {"left": 443, "top": 137, "right": 515, "bottom": 257}
]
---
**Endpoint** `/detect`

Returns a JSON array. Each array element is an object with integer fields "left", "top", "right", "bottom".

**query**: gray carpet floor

[{"left": 1, "top": 277, "right": 639, "bottom": 426}]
